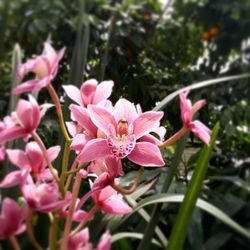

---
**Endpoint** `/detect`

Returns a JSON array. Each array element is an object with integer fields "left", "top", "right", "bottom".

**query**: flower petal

[
  {"left": 93, "top": 80, "right": 114, "bottom": 104},
  {"left": 190, "top": 120, "right": 211, "bottom": 144},
  {"left": 80, "top": 79, "right": 98, "bottom": 106},
  {"left": 6, "top": 149, "right": 30, "bottom": 169},
  {"left": 128, "top": 142, "right": 165, "bottom": 166},
  {"left": 133, "top": 111, "right": 164, "bottom": 139},
  {"left": 114, "top": 99, "right": 138, "bottom": 124},
  {"left": 88, "top": 105, "right": 117, "bottom": 135},
  {"left": 70, "top": 104, "right": 97, "bottom": 136},
  {"left": 0, "top": 170, "right": 28, "bottom": 188},
  {"left": 12, "top": 79, "right": 39, "bottom": 95},
  {"left": 63, "top": 85, "right": 83, "bottom": 106},
  {"left": 0, "top": 126, "right": 27, "bottom": 145},
  {"left": 77, "top": 138, "right": 111, "bottom": 162}
]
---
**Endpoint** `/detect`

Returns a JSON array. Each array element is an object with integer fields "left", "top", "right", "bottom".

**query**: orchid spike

[
  {"left": 12, "top": 42, "right": 65, "bottom": 94},
  {"left": 78, "top": 98, "right": 165, "bottom": 166},
  {"left": 0, "top": 198, "right": 27, "bottom": 240}
]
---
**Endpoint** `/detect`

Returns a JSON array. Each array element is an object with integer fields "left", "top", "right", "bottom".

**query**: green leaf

[
  {"left": 167, "top": 123, "right": 220, "bottom": 250},
  {"left": 153, "top": 74, "right": 250, "bottom": 111},
  {"left": 111, "top": 232, "right": 162, "bottom": 247},
  {"left": 132, "top": 193, "right": 250, "bottom": 241}
]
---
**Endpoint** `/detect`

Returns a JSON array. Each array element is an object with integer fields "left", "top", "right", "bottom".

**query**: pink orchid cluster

[{"left": 0, "top": 42, "right": 211, "bottom": 250}]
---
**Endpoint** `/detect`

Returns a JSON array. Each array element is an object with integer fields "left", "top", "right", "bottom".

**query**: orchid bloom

[
  {"left": 91, "top": 183, "right": 132, "bottom": 215},
  {"left": 0, "top": 142, "right": 60, "bottom": 188},
  {"left": 0, "top": 95, "right": 44, "bottom": 145},
  {"left": 0, "top": 198, "right": 27, "bottom": 240},
  {"left": 78, "top": 98, "right": 165, "bottom": 166},
  {"left": 12, "top": 42, "right": 65, "bottom": 95},
  {"left": 68, "top": 228, "right": 111, "bottom": 250},
  {"left": 63, "top": 79, "right": 114, "bottom": 108},
  {"left": 180, "top": 91, "right": 211, "bottom": 144},
  {"left": 22, "top": 181, "right": 71, "bottom": 213}
]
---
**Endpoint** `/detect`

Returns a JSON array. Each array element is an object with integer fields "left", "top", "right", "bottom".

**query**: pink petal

[
  {"left": 93, "top": 80, "right": 114, "bottom": 104},
  {"left": 70, "top": 134, "right": 89, "bottom": 152},
  {"left": 16, "top": 99, "right": 33, "bottom": 130},
  {"left": 70, "top": 104, "right": 97, "bottom": 136},
  {"left": 25, "top": 142, "right": 44, "bottom": 171},
  {"left": 140, "top": 134, "right": 162, "bottom": 146},
  {"left": 133, "top": 111, "right": 164, "bottom": 139},
  {"left": 46, "top": 145, "right": 61, "bottom": 165},
  {"left": 190, "top": 99, "right": 206, "bottom": 117},
  {"left": 80, "top": 79, "right": 98, "bottom": 106},
  {"left": 63, "top": 85, "right": 83, "bottom": 106},
  {"left": 0, "top": 145, "right": 5, "bottom": 162},
  {"left": 107, "top": 133, "right": 136, "bottom": 159},
  {"left": 6, "top": 149, "right": 30, "bottom": 169},
  {"left": 66, "top": 121, "right": 78, "bottom": 137},
  {"left": 77, "top": 138, "right": 111, "bottom": 162},
  {"left": 128, "top": 142, "right": 165, "bottom": 166},
  {"left": 180, "top": 91, "right": 192, "bottom": 125},
  {"left": 114, "top": 99, "right": 138, "bottom": 124},
  {"left": 88, "top": 105, "right": 117, "bottom": 136},
  {"left": 190, "top": 120, "right": 211, "bottom": 144},
  {"left": 0, "top": 170, "right": 28, "bottom": 188},
  {"left": 12, "top": 79, "right": 39, "bottom": 95},
  {"left": 101, "top": 195, "right": 132, "bottom": 214},
  {"left": 0, "top": 126, "right": 27, "bottom": 144},
  {"left": 97, "top": 231, "right": 111, "bottom": 250},
  {"left": 29, "top": 95, "right": 42, "bottom": 129}
]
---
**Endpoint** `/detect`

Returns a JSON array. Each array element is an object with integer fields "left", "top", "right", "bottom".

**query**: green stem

[
  {"left": 49, "top": 214, "right": 59, "bottom": 250},
  {"left": 60, "top": 173, "right": 82, "bottom": 250},
  {"left": 167, "top": 123, "right": 219, "bottom": 250},
  {"left": 9, "top": 236, "right": 20, "bottom": 250},
  {"left": 59, "top": 139, "right": 71, "bottom": 196},
  {"left": 137, "top": 134, "right": 189, "bottom": 250},
  {"left": 26, "top": 209, "right": 43, "bottom": 250},
  {"left": 46, "top": 83, "right": 71, "bottom": 141}
]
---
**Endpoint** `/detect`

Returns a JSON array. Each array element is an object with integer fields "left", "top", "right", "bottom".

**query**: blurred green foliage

[{"left": 0, "top": 0, "right": 250, "bottom": 249}]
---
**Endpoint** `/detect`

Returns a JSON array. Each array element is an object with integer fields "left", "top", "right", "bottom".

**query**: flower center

[{"left": 107, "top": 118, "right": 135, "bottom": 159}]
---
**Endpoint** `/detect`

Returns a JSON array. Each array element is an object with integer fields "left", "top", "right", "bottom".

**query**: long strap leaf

[{"left": 153, "top": 74, "right": 250, "bottom": 111}]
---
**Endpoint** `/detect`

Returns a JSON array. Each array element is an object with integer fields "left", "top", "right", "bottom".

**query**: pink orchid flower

[
  {"left": 180, "top": 91, "right": 211, "bottom": 144},
  {"left": 0, "top": 198, "right": 27, "bottom": 240},
  {"left": 0, "top": 95, "right": 44, "bottom": 145},
  {"left": 78, "top": 98, "right": 165, "bottom": 166},
  {"left": 12, "top": 42, "right": 65, "bottom": 95},
  {"left": 68, "top": 228, "right": 111, "bottom": 250},
  {"left": 0, "top": 141, "right": 60, "bottom": 188},
  {"left": 91, "top": 182, "right": 132, "bottom": 215},
  {"left": 22, "top": 181, "right": 71, "bottom": 213},
  {"left": 63, "top": 79, "right": 114, "bottom": 108}
]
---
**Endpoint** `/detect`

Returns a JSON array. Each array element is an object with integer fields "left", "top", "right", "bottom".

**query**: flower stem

[
  {"left": 65, "top": 159, "right": 79, "bottom": 191},
  {"left": 60, "top": 173, "right": 82, "bottom": 250},
  {"left": 49, "top": 213, "right": 59, "bottom": 250},
  {"left": 46, "top": 83, "right": 71, "bottom": 141},
  {"left": 26, "top": 209, "right": 43, "bottom": 250},
  {"left": 159, "top": 127, "right": 188, "bottom": 148},
  {"left": 111, "top": 167, "right": 144, "bottom": 195},
  {"left": 31, "top": 131, "right": 60, "bottom": 185},
  {"left": 9, "top": 236, "right": 20, "bottom": 250},
  {"left": 59, "top": 139, "right": 71, "bottom": 196}
]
